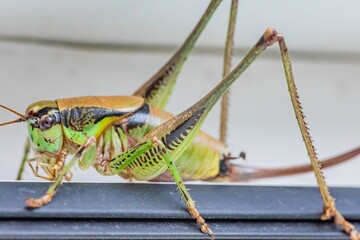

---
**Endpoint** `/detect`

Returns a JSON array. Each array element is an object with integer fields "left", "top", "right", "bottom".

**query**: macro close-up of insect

[{"left": 0, "top": 0, "right": 360, "bottom": 239}]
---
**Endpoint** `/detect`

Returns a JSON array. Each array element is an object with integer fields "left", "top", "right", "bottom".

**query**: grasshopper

[{"left": 1, "top": 0, "right": 360, "bottom": 239}]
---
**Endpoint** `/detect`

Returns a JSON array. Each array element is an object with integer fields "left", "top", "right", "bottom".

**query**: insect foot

[
  {"left": 188, "top": 207, "right": 215, "bottom": 239},
  {"left": 25, "top": 192, "right": 54, "bottom": 209},
  {"left": 333, "top": 212, "right": 360, "bottom": 240},
  {"left": 321, "top": 200, "right": 360, "bottom": 240}
]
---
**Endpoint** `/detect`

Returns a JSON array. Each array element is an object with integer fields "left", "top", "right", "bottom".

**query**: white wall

[
  {"left": 0, "top": 0, "right": 360, "bottom": 52},
  {"left": 0, "top": 1, "right": 359, "bottom": 186}
]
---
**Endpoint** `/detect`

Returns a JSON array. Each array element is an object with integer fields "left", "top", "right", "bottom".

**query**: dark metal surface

[{"left": 0, "top": 182, "right": 359, "bottom": 239}]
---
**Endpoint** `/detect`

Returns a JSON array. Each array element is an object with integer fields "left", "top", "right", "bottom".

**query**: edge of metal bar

[{"left": 0, "top": 182, "right": 358, "bottom": 239}]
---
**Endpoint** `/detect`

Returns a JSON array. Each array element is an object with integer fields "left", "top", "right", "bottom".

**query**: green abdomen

[{"left": 126, "top": 106, "right": 227, "bottom": 181}]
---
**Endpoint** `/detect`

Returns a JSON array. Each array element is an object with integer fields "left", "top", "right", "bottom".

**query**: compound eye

[{"left": 39, "top": 114, "right": 55, "bottom": 130}]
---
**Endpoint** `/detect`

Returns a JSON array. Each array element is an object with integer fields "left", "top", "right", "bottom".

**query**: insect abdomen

[
  {"left": 128, "top": 106, "right": 227, "bottom": 181},
  {"left": 95, "top": 105, "right": 227, "bottom": 181}
]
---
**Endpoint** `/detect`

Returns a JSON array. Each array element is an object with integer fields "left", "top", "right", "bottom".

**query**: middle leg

[{"left": 152, "top": 137, "right": 214, "bottom": 239}]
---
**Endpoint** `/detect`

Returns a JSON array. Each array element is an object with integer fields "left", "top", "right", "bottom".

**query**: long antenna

[
  {"left": 0, "top": 118, "right": 26, "bottom": 127},
  {"left": 0, "top": 104, "right": 27, "bottom": 127},
  {"left": 0, "top": 104, "right": 26, "bottom": 118}
]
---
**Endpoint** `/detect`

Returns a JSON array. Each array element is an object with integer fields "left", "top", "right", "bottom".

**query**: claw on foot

[
  {"left": 189, "top": 207, "right": 215, "bottom": 239},
  {"left": 350, "top": 229, "right": 360, "bottom": 240},
  {"left": 322, "top": 201, "right": 360, "bottom": 240},
  {"left": 333, "top": 211, "right": 360, "bottom": 240}
]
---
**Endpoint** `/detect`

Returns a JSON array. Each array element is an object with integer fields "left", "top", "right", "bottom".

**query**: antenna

[{"left": 0, "top": 104, "right": 27, "bottom": 127}]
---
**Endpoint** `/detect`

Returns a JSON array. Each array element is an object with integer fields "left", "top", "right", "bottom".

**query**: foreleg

[{"left": 26, "top": 137, "right": 96, "bottom": 208}]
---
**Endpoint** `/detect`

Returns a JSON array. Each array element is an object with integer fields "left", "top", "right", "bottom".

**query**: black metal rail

[{"left": 0, "top": 182, "right": 359, "bottom": 239}]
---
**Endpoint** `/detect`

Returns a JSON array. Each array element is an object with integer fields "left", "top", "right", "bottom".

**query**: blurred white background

[{"left": 0, "top": 0, "right": 359, "bottom": 186}]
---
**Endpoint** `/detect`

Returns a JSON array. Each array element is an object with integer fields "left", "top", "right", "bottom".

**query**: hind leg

[{"left": 133, "top": 0, "right": 222, "bottom": 109}]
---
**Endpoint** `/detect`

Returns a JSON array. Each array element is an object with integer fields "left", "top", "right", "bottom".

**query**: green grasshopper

[{"left": 1, "top": 0, "right": 360, "bottom": 239}]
